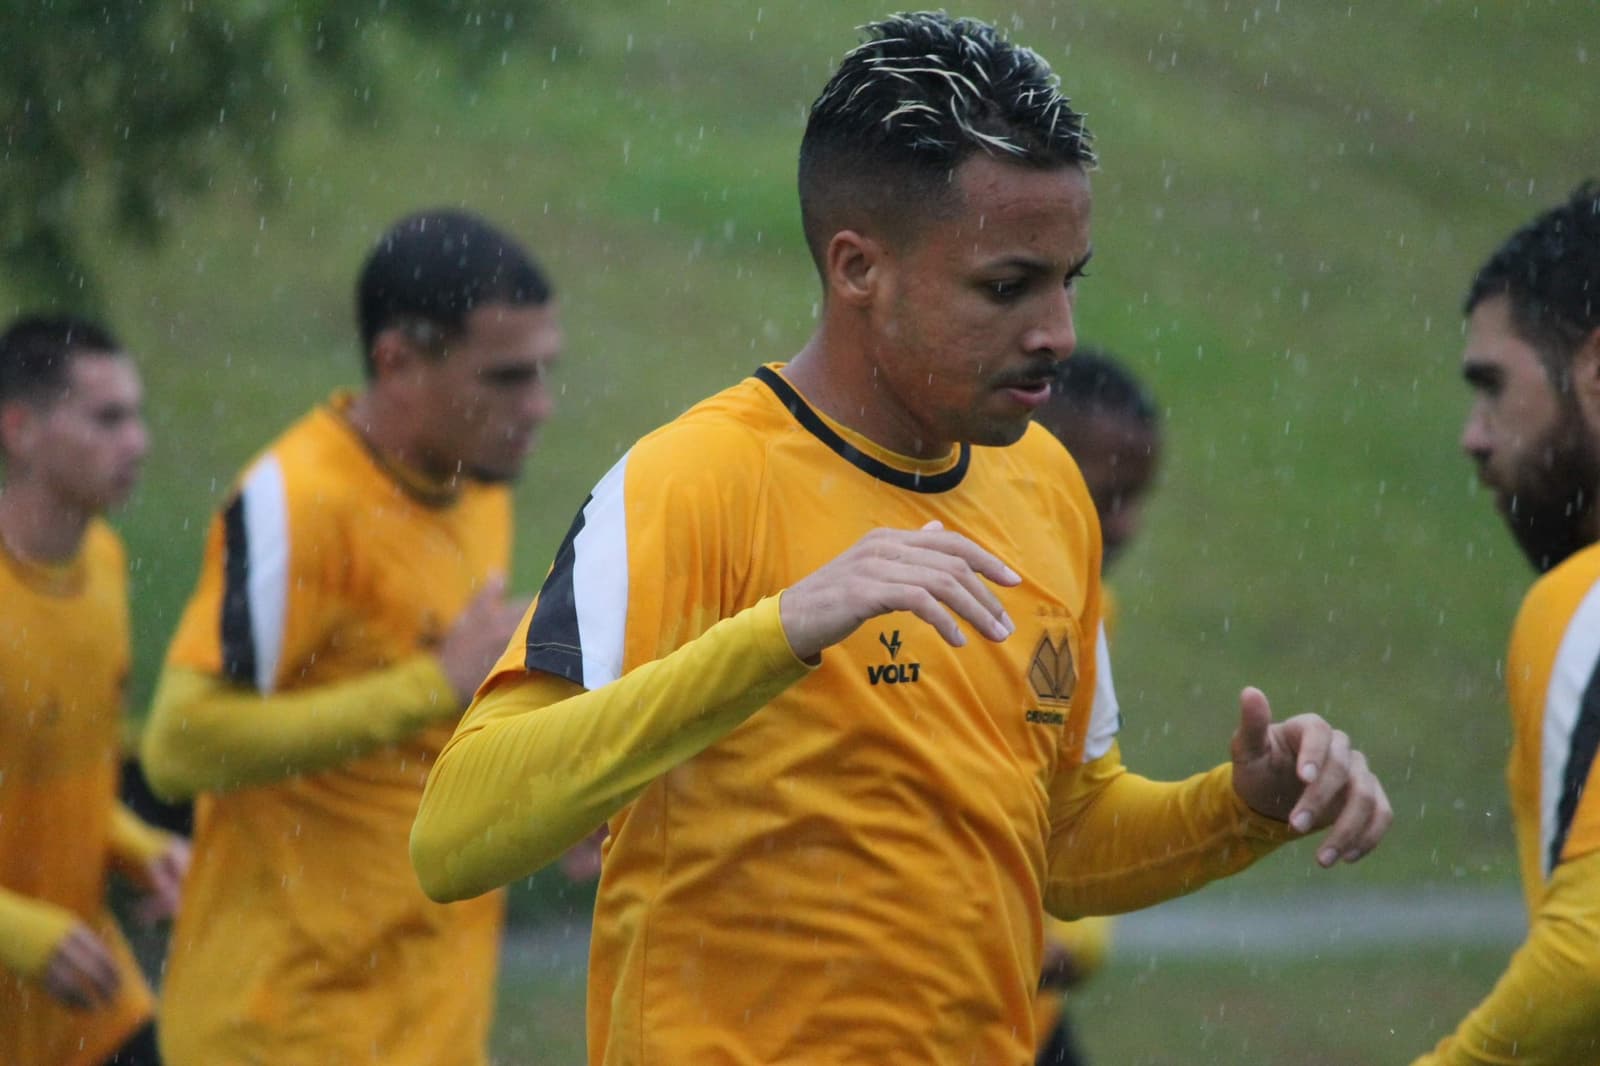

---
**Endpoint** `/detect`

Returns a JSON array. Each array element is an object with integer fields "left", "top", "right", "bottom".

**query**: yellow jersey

[
  {"left": 154, "top": 394, "right": 510, "bottom": 1066},
  {"left": 1416, "top": 541, "right": 1600, "bottom": 1063},
  {"left": 0, "top": 522, "right": 154, "bottom": 1066},
  {"left": 415, "top": 366, "right": 1291, "bottom": 1065}
]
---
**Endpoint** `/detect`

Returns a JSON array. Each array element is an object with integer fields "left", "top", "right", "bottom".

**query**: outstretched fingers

[
  {"left": 1312, "top": 751, "right": 1392, "bottom": 866},
  {"left": 1287, "top": 726, "right": 1351, "bottom": 833}
]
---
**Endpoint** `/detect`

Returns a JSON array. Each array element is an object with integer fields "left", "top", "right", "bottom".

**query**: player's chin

[{"left": 965, "top": 412, "right": 1034, "bottom": 449}]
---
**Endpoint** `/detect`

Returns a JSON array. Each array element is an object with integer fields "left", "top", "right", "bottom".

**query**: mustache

[{"left": 989, "top": 363, "right": 1058, "bottom": 389}]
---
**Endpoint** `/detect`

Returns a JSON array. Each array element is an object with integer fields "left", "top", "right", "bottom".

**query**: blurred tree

[{"left": 0, "top": 1, "right": 557, "bottom": 308}]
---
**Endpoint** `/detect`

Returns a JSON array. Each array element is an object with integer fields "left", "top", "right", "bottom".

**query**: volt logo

[{"left": 868, "top": 629, "right": 922, "bottom": 685}]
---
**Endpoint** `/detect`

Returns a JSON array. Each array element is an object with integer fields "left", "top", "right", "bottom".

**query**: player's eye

[{"left": 986, "top": 279, "right": 1027, "bottom": 302}]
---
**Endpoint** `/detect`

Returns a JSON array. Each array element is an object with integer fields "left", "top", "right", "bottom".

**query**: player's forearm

[
  {"left": 107, "top": 804, "right": 172, "bottom": 881},
  {"left": 0, "top": 886, "right": 75, "bottom": 979},
  {"left": 139, "top": 655, "right": 458, "bottom": 799},
  {"left": 1044, "top": 748, "right": 1296, "bottom": 918},
  {"left": 412, "top": 594, "right": 809, "bottom": 903},
  {"left": 1413, "top": 850, "right": 1600, "bottom": 1065}
]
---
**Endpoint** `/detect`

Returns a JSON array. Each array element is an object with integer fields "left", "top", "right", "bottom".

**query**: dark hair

[
  {"left": 1465, "top": 181, "right": 1600, "bottom": 385},
  {"left": 798, "top": 11, "right": 1094, "bottom": 273},
  {"left": 1045, "top": 348, "right": 1159, "bottom": 427},
  {"left": 356, "top": 209, "right": 553, "bottom": 377},
  {"left": 0, "top": 314, "right": 122, "bottom": 407}
]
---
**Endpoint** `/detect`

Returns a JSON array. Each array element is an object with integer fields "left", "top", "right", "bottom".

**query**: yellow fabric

[
  {"left": 1414, "top": 850, "right": 1600, "bottom": 1064},
  {"left": 141, "top": 657, "right": 456, "bottom": 798},
  {"left": 153, "top": 395, "right": 510, "bottom": 1066},
  {"left": 1416, "top": 542, "right": 1600, "bottom": 1063},
  {"left": 1033, "top": 586, "right": 1119, "bottom": 1058},
  {"left": 1031, "top": 915, "right": 1112, "bottom": 1054},
  {"left": 1043, "top": 914, "right": 1113, "bottom": 978},
  {"left": 416, "top": 366, "right": 1286, "bottom": 1065},
  {"left": 108, "top": 803, "right": 172, "bottom": 886},
  {"left": 0, "top": 520, "right": 154, "bottom": 1066},
  {"left": 412, "top": 594, "right": 811, "bottom": 899}
]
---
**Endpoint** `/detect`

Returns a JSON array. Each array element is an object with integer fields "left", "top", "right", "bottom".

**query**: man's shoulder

[
  {"left": 629, "top": 373, "right": 785, "bottom": 474},
  {"left": 236, "top": 403, "right": 369, "bottom": 502},
  {"left": 1511, "top": 541, "right": 1600, "bottom": 658},
  {"left": 1521, "top": 542, "right": 1600, "bottom": 618}
]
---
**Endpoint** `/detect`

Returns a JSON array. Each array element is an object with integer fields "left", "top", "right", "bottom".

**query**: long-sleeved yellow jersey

[
  {"left": 1416, "top": 541, "right": 1600, "bottom": 1064},
  {"left": 414, "top": 366, "right": 1294, "bottom": 1065},
  {"left": 146, "top": 394, "right": 509, "bottom": 1066},
  {"left": 0, "top": 521, "right": 162, "bottom": 1066}
]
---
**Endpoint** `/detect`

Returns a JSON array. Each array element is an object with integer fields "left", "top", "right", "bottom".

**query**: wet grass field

[{"left": 22, "top": 1, "right": 1593, "bottom": 1058}]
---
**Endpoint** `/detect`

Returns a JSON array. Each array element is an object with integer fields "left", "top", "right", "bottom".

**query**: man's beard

[{"left": 1498, "top": 413, "right": 1600, "bottom": 573}]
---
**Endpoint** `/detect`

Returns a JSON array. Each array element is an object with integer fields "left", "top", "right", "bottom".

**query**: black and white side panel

[
  {"left": 1541, "top": 578, "right": 1600, "bottom": 878},
  {"left": 219, "top": 456, "right": 290, "bottom": 694},
  {"left": 1083, "top": 622, "right": 1121, "bottom": 762},
  {"left": 525, "top": 452, "right": 631, "bottom": 691}
]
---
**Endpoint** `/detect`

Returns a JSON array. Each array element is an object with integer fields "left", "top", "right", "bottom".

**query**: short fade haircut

[
  {"left": 798, "top": 11, "right": 1095, "bottom": 275},
  {"left": 1465, "top": 180, "right": 1600, "bottom": 387},
  {"left": 356, "top": 209, "right": 553, "bottom": 377},
  {"left": 1046, "top": 349, "right": 1159, "bottom": 427},
  {"left": 0, "top": 314, "right": 123, "bottom": 407}
]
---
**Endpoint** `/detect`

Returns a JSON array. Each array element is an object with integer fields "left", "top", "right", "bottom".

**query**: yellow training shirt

[
  {"left": 0, "top": 521, "right": 156, "bottom": 1066},
  {"left": 414, "top": 366, "right": 1292, "bottom": 1065},
  {"left": 150, "top": 394, "right": 509, "bottom": 1066},
  {"left": 1415, "top": 541, "right": 1600, "bottom": 1064}
]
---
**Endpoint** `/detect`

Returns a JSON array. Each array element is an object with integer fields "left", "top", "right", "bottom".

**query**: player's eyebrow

[{"left": 979, "top": 246, "right": 1094, "bottom": 276}]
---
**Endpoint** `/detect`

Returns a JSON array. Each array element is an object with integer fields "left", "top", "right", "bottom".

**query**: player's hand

[
  {"left": 779, "top": 522, "right": 1021, "bottom": 663},
  {"left": 40, "top": 923, "right": 120, "bottom": 1011},
  {"left": 1230, "top": 686, "right": 1393, "bottom": 867},
  {"left": 135, "top": 836, "right": 190, "bottom": 925},
  {"left": 438, "top": 573, "right": 533, "bottom": 707}
]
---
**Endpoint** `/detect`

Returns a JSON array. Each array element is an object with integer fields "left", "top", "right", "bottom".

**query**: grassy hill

[{"left": 14, "top": 1, "right": 1595, "bottom": 908}]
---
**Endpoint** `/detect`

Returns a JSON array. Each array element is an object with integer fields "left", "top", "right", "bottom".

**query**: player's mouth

[{"left": 998, "top": 378, "right": 1053, "bottom": 410}]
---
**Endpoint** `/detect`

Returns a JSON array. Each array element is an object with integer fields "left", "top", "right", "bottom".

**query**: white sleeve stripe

[
  {"left": 1084, "top": 621, "right": 1120, "bottom": 762},
  {"left": 572, "top": 452, "right": 631, "bottom": 690},
  {"left": 241, "top": 457, "right": 290, "bottom": 694},
  {"left": 1540, "top": 577, "right": 1600, "bottom": 878}
]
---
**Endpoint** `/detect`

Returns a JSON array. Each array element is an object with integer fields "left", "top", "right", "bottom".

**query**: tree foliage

[{"left": 0, "top": 2, "right": 556, "bottom": 308}]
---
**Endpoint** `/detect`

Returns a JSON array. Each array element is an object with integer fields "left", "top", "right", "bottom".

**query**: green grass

[
  {"left": 11, "top": 2, "right": 1591, "bottom": 898},
  {"left": 489, "top": 938, "right": 1514, "bottom": 1065}
]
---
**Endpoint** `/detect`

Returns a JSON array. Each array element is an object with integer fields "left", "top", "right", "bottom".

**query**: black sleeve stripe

[
  {"left": 1550, "top": 655, "right": 1600, "bottom": 872},
  {"left": 524, "top": 495, "right": 590, "bottom": 687},
  {"left": 220, "top": 494, "right": 257, "bottom": 686}
]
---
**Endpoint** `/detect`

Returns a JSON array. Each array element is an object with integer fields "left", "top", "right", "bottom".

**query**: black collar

[{"left": 754, "top": 365, "right": 970, "bottom": 494}]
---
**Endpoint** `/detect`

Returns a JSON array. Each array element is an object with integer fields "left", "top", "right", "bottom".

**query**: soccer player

[
  {"left": 1413, "top": 183, "right": 1600, "bottom": 1063},
  {"left": 411, "top": 15, "right": 1392, "bottom": 1063},
  {"left": 0, "top": 315, "right": 187, "bottom": 1066},
  {"left": 1030, "top": 350, "right": 1163, "bottom": 1064},
  {"left": 139, "top": 209, "right": 561, "bottom": 1065}
]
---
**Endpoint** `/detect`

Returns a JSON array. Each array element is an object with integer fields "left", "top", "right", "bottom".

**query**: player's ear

[
  {"left": 368, "top": 328, "right": 425, "bottom": 384},
  {"left": 0, "top": 401, "right": 39, "bottom": 461},
  {"left": 825, "top": 229, "right": 883, "bottom": 309}
]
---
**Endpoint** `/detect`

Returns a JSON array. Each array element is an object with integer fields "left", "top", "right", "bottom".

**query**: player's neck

[
  {"left": 0, "top": 480, "right": 92, "bottom": 564},
  {"left": 786, "top": 329, "right": 954, "bottom": 461},
  {"left": 342, "top": 390, "right": 459, "bottom": 491}
]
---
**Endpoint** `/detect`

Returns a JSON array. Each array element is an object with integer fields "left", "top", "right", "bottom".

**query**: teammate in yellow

[
  {"left": 1413, "top": 183, "right": 1600, "bottom": 1063},
  {"left": 412, "top": 15, "right": 1392, "bottom": 1064},
  {"left": 0, "top": 316, "right": 188, "bottom": 1066},
  {"left": 139, "top": 210, "right": 562, "bottom": 1065},
  {"left": 1030, "top": 350, "right": 1164, "bottom": 1065}
]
